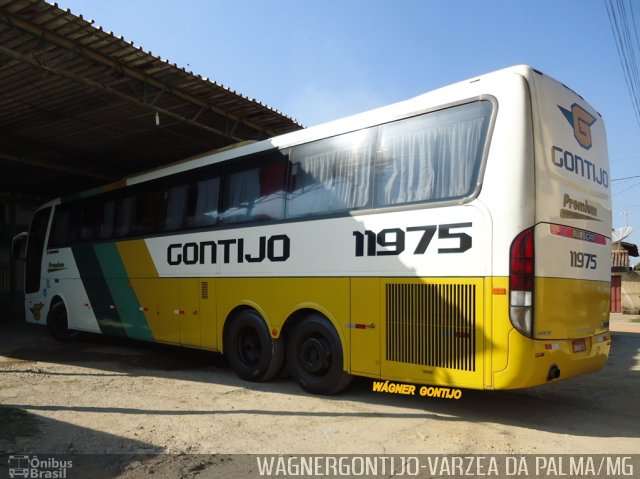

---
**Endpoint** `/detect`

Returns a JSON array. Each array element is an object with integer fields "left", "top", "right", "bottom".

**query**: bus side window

[
  {"left": 286, "top": 129, "right": 374, "bottom": 218},
  {"left": 113, "top": 188, "right": 162, "bottom": 238},
  {"left": 193, "top": 177, "right": 220, "bottom": 227},
  {"left": 253, "top": 159, "right": 286, "bottom": 221},
  {"left": 163, "top": 168, "right": 221, "bottom": 231},
  {"left": 78, "top": 202, "right": 103, "bottom": 242},
  {"left": 48, "top": 207, "right": 69, "bottom": 248},
  {"left": 114, "top": 196, "right": 136, "bottom": 238},
  {"left": 220, "top": 151, "right": 286, "bottom": 224},
  {"left": 164, "top": 184, "right": 189, "bottom": 231},
  {"left": 99, "top": 200, "right": 115, "bottom": 240},
  {"left": 374, "top": 102, "right": 491, "bottom": 207},
  {"left": 132, "top": 189, "right": 162, "bottom": 236},
  {"left": 221, "top": 167, "right": 260, "bottom": 223},
  {"left": 25, "top": 207, "right": 51, "bottom": 293}
]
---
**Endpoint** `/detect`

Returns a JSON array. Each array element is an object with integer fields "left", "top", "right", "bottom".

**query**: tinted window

[
  {"left": 26, "top": 207, "right": 51, "bottom": 293},
  {"left": 163, "top": 173, "right": 221, "bottom": 231},
  {"left": 99, "top": 200, "right": 115, "bottom": 240},
  {"left": 374, "top": 101, "right": 491, "bottom": 207},
  {"left": 45, "top": 101, "right": 493, "bottom": 245},
  {"left": 286, "top": 129, "right": 375, "bottom": 218},
  {"left": 49, "top": 207, "right": 71, "bottom": 247},
  {"left": 114, "top": 188, "right": 162, "bottom": 238},
  {"left": 220, "top": 151, "right": 287, "bottom": 224},
  {"left": 114, "top": 196, "right": 136, "bottom": 238}
]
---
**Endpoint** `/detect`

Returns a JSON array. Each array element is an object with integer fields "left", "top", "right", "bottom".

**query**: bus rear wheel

[
  {"left": 47, "top": 301, "right": 78, "bottom": 342},
  {"left": 288, "top": 314, "right": 352, "bottom": 395},
  {"left": 225, "top": 310, "right": 284, "bottom": 382}
]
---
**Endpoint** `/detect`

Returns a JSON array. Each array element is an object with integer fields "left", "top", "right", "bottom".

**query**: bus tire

[
  {"left": 288, "top": 314, "right": 352, "bottom": 395},
  {"left": 225, "top": 310, "right": 284, "bottom": 382},
  {"left": 47, "top": 301, "right": 78, "bottom": 342}
]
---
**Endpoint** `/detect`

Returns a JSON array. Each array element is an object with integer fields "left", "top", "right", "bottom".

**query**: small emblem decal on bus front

[
  {"left": 47, "top": 262, "right": 66, "bottom": 273},
  {"left": 558, "top": 103, "right": 596, "bottom": 150},
  {"left": 30, "top": 302, "right": 44, "bottom": 321}
]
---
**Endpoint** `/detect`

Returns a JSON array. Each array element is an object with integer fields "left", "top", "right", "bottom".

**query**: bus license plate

[{"left": 572, "top": 339, "right": 587, "bottom": 353}]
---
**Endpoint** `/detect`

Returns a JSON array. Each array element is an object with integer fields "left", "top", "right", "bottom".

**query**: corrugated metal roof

[{"left": 0, "top": 0, "right": 302, "bottom": 199}]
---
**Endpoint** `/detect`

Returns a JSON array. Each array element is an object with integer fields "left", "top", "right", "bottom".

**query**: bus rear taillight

[{"left": 510, "top": 227, "right": 534, "bottom": 337}]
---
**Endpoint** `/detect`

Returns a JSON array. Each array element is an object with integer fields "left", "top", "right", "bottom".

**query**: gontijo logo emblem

[{"left": 558, "top": 103, "right": 597, "bottom": 150}]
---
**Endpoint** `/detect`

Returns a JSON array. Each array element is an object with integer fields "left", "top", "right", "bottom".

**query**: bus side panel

[
  {"left": 215, "top": 277, "right": 351, "bottom": 367},
  {"left": 118, "top": 240, "right": 205, "bottom": 347},
  {"left": 493, "top": 328, "right": 610, "bottom": 389},
  {"left": 378, "top": 277, "right": 485, "bottom": 390},
  {"left": 199, "top": 279, "right": 218, "bottom": 350},
  {"left": 350, "top": 278, "right": 381, "bottom": 376},
  {"left": 535, "top": 277, "right": 610, "bottom": 338}
]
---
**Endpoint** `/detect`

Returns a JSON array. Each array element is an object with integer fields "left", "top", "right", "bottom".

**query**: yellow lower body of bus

[
  {"left": 492, "top": 328, "right": 611, "bottom": 389},
  {"left": 67, "top": 248, "right": 611, "bottom": 392},
  {"left": 491, "top": 276, "right": 611, "bottom": 389}
]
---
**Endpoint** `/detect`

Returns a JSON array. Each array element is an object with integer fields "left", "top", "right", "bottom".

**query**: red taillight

[
  {"left": 509, "top": 227, "right": 534, "bottom": 337},
  {"left": 510, "top": 227, "right": 535, "bottom": 291}
]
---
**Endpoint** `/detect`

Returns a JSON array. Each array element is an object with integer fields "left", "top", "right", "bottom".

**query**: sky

[{"left": 56, "top": 0, "right": 640, "bottom": 250}]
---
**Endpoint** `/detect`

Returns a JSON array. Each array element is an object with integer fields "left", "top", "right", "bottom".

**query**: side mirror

[{"left": 11, "top": 232, "right": 28, "bottom": 261}]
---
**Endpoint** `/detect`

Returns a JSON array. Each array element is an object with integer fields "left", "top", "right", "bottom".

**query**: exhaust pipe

[{"left": 547, "top": 364, "right": 561, "bottom": 381}]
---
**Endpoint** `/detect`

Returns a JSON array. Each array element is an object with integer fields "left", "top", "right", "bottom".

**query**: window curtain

[
  {"left": 287, "top": 134, "right": 373, "bottom": 217},
  {"left": 164, "top": 185, "right": 189, "bottom": 230},
  {"left": 375, "top": 103, "right": 489, "bottom": 206},
  {"left": 194, "top": 178, "right": 220, "bottom": 226}
]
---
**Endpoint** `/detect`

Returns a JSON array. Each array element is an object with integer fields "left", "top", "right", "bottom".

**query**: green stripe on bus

[
  {"left": 93, "top": 243, "right": 154, "bottom": 341},
  {"left": 71, "top": 244, "right": 127, "bottom": 337}
]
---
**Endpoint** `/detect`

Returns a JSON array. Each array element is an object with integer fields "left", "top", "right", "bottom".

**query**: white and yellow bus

[{"left": 15, "top": 65, "right": 611, "bottom": 395}]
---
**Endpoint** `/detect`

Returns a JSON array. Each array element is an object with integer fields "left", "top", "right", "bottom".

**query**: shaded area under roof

[{"left": 0, "top": 0, "right": 302, "bottom": 200}]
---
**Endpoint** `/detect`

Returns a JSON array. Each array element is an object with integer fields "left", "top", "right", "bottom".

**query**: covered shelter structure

[{"left": 0, "top": 0, "right": 302, "bottom": 316}]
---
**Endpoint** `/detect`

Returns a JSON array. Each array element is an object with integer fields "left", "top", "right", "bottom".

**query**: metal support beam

[
  {"left": 0, "top": 43, "right": 244, "bottom": 141},
  {"left": 1, "top": 9, "right": 282, "bottom": 139},
  {"left": 0, "top": 151, "right": 114, "bottom": 180}
]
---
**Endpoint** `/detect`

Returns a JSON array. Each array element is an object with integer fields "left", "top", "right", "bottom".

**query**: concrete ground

[{"left": 609, "top": 312, "right": 640, "bottom": 333}]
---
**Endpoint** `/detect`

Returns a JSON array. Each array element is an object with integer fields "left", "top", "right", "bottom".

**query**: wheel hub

[
  {"left": 300, "top": 336, "right": 331, "bottom": 374},
  {"left": 239, "top": 329, "right": 261, "bottom": 366}
]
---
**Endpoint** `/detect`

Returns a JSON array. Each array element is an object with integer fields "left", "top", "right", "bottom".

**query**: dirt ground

[{"left": 0, "top": 314, "right": 639, "bottom": 477}]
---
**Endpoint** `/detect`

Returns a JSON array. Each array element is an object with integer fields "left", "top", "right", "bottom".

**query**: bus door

[{"left": 24, "top": 207, "right": 51, "bottom": 323}]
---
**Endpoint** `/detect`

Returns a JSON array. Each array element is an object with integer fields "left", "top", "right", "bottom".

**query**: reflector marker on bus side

[
  {"left": 544, "top": 344, "right": 560, "bottom": 350},
  {"left": 549, "top": 224, "right": 607, "bottom": 244},
  {"left": 347, "top": 323, "right": 375, "bottom": 329},
  {"left": 174, "top": 310, "right": 185, "bottom": 315}
]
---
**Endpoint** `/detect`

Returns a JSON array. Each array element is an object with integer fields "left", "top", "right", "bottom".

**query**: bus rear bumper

[{"left": 493, "top": 329, "right": 611, "bottom": 389}]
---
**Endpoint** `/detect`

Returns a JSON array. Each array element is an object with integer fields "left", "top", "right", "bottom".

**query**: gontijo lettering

[
  {"left": 551, "top": 146, "right": 609, "bottom": 188},
  {"left": 167, "top": 234, "right": 290, "bottom": 265}
]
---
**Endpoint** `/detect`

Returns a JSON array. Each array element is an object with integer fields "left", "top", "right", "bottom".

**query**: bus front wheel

[
  {"left": 47, "top": 301, "right": 78, "bottom": 342},
  {"left": 288, "top": 314, "right": 352, "bottom": 395},
  {"left": 225, "top": 310, "right": 284, "bottom": 382}
]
